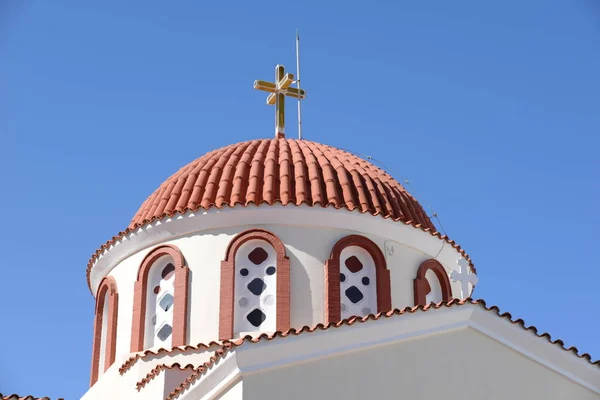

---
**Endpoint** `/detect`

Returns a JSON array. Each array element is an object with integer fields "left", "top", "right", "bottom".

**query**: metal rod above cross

[{"left": 254, "top": 64, "right": 306, "bottom": 138}]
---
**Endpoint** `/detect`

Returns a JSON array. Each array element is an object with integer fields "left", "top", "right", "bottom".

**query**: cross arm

[
  {"left": 266, "top": 87, "right": 306, "bottom": 104},
  {"left": 283, "top": 87, "right": 306, "bottom": 99},
  {"left": 278, "top": 73, "right": 294, "bottom": 90},
  {"left": 254, "top": 80, "right": 278, "bottom": 93}
]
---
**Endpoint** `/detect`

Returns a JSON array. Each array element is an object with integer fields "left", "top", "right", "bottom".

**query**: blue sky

[{"left": 1, "top": 1, "right": 599, "bottom": 398}]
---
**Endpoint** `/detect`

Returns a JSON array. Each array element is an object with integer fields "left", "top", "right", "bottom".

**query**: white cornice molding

[{"left": 89, "top": 204, "right": 465, "bottom": 294}]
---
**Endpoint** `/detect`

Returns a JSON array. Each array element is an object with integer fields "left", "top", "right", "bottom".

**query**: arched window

[
  {"left": 324, "top": 235, "right": 391, "bottom": 324},
  {"left": 413, "top": 259, "right": 452, "bottom": 306},
  {"left": 131, "top": 245, "right": 189, "bottom": 352},
  {"left": 90, "top": 276, "right": 118, "bottom": 386},
  {"left": 219, "top": 229, "right": 290, "bottom": 340}
]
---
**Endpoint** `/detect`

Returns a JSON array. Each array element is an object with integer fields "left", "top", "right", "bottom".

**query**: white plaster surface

[
  {"left": 425, "top": 268, "right": 443, "bottom": 304},
  {"left": 242, "top": 328, "right": 599, "bottom": 400},
  {"left": 98, "top": 295, "right": 109, "bottom": 379},
  {"left": 218, "top": 380, "right": 243, "bottom": 400}
]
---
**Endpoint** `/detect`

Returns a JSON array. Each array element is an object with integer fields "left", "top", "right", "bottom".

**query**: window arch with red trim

[
  {"left": 90, "top": 276, "right": 118, "bottom": 386},
  {"left": 130, "top": 244, "right": 189, "bottom": 352},
  {"left": 413, "top": 259, "right": 452, "bottom": 306},
  {"left": 219, "top": 229, "right": 290, "bottom": 341},
  {"left": 324, "top": 235, "right": 391, "bottom": 324}
]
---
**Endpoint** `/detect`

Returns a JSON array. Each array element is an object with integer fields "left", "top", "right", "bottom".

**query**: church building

[{"left": 3, "top": 64, "right": 599, "bottom": 400}]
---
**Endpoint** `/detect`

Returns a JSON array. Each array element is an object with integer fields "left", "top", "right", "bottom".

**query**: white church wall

[
  {"left": 135, "top": 371, "right": 166, "bottom": 400},
  {"left": 89, "top": 205, "right": 468, "bottom": 378},
  {"left": 174, "top": 233, "right": 231, "bottom": 343},
  {"left": 425, "top": 268, "right": 443, "bottom": 303},
  {"left": 219, "top": 380, "right": 243, "bottom": 400},
  {"left": 241, "top": 328, "right": 599, "bottom": 400},
  {"left": 82, "top": 349, "right": 201, "bottom": 400},
  {"left": 105, "top": 250, "right": 146, "bottom": 357},
  {"left": 163, "top": 368, "right": 196, "bottom": 399},
  {"left": 383, "top": 240, "right": 429, "bottom": 306},
  {"left": 81, "top": 354, "right": 129, "bottom": 400},
  {"left": 267, "top": 224, "right": 334, "bottom": 330},
  {"left": 97, "top": 294, "right": 109, "bottom": 378},
  {"left": 120, "top": 363, "right": 190, "bottom": 400}
]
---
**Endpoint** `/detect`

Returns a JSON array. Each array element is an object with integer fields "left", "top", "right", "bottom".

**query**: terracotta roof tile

[
  {"left": 0, "top": 394, "right": 63, "bottom": 400},
  {"left": 166, "top": 352, "right": 224, "bottom": 400},
  {"left": 136, "top": 363, "right": 196, "bottom": 391},
  {"left": 159, "top": 298, "right": 600, "bottom": 400},
  {"left": 131, "top": 137, "right": 436, "bottom": 227},
  {"left": 87, "top": 138, "right": 475, "bottom": 291},
  {"left": 119, "top": 341, "right": 223, "bottom": 374}
]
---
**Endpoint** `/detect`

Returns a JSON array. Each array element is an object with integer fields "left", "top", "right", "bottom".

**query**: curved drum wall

[{"left": 95, "top": 205, "right": 467, "bottom": 359}]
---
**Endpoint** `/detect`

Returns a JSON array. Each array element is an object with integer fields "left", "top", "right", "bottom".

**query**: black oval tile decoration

[
  {"left": 248, "top": 247, "right": 269, "bottom": 265},
  {"left": 161, "top": 263, "right": 175, "bottom": 280},
  {"left": 340, "top": 273, "right": 346, "bottom": 283},
  {"left": 345, "top": 286, "right": 364, "bottom": 304},
  {"left": 266, "top": 266, "right": 276, "bottom": 275},
  {"left": 246, "top": 308, "right": 266, "bottom": 327},
  {"left": 362, "top": 277, "right": 370, "bottom": 285},
  {"left": 345, "top": 256, "right": 363, "bottom": 273},
  {"left": 240, "top": 268, "right": 249, "bottom": 276},
  {"left": 156, "top": 324, "right": 173, "bottom": 341},
  {"left": 247, "top": 278, "right": 267, "bottom": 296}
]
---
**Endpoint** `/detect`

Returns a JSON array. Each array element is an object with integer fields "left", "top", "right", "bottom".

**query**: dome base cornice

[{"left": 87, "top": 204, "right": 473, "bottom": 295}]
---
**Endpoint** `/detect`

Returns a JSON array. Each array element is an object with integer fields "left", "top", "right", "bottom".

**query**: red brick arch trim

[
  {"left": 90, "top": 276, "right": 119, "bottom": 386},
  {"left": 219, "top": 229, "right": 290, "bottom": 341},
  {"left": 324, "top": 235, "right": 391, "bottom": 324},
  {"left": 130, "top": 244, "right": 189, "bottom": 352},
  {"left": 413, "top": 259, "right": 452, "bottom": 306}
]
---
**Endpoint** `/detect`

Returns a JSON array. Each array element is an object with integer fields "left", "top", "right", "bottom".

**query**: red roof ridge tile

[
  {"left": 0, "top": 394, "right": 64, "bottom": 400},
  {"left": 87, "top": 138, "right": 476, "bottom": 293},
  {"left": 165, "top": 350, "right": 225, "bottom": 400},
  {"left": 119, "top": 341, "right": 223, "bottom": 375},
  {"left": 161, "top": 298, "right": 599, "bottom": 400},
  {"left": 123, "top": 299, "right": 600, "bottom": 380},
  {"left": 220, "top": 299, "right": 600, "bottom": 368},
  {"left": 135, "top": 363, "right": 196, "bottom": 391}
]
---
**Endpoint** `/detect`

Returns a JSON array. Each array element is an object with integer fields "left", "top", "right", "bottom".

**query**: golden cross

[{"left": 254, "top": 64, "right": 306, "bottom": 138}]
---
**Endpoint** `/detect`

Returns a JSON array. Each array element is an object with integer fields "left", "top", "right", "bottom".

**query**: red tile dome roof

[{"left": 130, "top": 138, "right": 435, "bottom": 230}]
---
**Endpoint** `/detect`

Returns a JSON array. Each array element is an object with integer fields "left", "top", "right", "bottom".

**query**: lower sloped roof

[{"left": 162, "top": 298, "right": 599, "bottom": 400}]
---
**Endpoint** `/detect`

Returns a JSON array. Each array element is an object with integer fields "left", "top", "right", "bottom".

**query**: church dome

[{"left": 130, "top": 138, "right": 436, "bottom": 231}]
